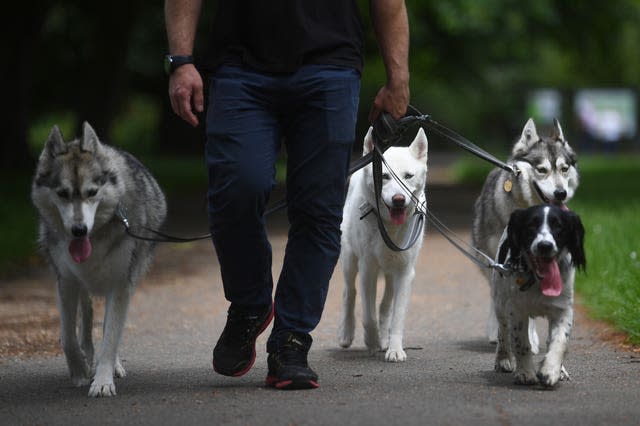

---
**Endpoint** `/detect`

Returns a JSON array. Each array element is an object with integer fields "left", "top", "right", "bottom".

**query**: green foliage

[
  {"left": 139, "top": 156, "right": 207, "bottom": 194},
  {"left": 0, "top": 172, "right": 39, "bottom": 275},
  {"left": 111, "top": 95, "right": 161, "bottom": 155},
  {"left": 28, "top": 111, "right": 78, "bottom": 156}
]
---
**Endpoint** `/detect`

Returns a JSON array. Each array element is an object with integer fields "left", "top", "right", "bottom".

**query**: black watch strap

[{"left": 164, "top": 55, "right": 194, "bottom": 75}]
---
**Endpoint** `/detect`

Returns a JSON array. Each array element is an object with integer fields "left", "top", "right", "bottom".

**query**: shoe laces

[
  {"left": 277, "top": 336, "right": 310, "bottom": 366},
  {"left": 222, "top": 308, "right": 263, "bottom": 346}
]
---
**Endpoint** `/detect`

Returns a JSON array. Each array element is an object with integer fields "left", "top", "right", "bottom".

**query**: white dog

[{"left": 338, "top": 127, "right": 428, "bottom": 362}]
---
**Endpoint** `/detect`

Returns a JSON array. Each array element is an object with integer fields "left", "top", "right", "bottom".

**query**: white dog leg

[
  {"left": 528, "top": 318, "right": 540, "bottom": 354},
  {"left": 512, "top": 316, "right": 538, "bottom": 385},
  {"left": 57, "top": 281, "right": 91, "bottom": 386},
  {"left": 114, "top": 354, "right": 127, "bottom": 378},
  {"left": 378, "top": 278, "right": 394, "bottom": 350},
  {"left": 494, "top": 303, "right": 515, "bottom": 372},
  {"left": 538, "top": 311, "right": 572, "bottom": 387},
  {"left": 358, "top": 264, "right": 381, "bottom": 354},
  {"left": 487, "top": 297, "right": 499, "bottom": 344},
  {"left": 338, "top": 252, "right": 358, "bottom": 348},
  {"left": 78, "top": 289, "right": 94, "bottom": 371},
  {"left": 89, "top": 285, "right": 131, "bottom": 397},
  {"left": 384, "top": 271, "right": 414, "bottom": 362}
]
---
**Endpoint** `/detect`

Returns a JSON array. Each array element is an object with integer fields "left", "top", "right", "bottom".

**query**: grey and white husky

[
  {"left": 471, "top": 118, "right": 579, "bottom": 351},
  {"left": 31, "top": 122, "right": 167, "bottom": 397}
]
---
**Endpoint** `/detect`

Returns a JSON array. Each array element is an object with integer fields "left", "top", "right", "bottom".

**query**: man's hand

[
  {"left": 369, "top": 78, "right": 410, "bottom": 123},
  {"left": 168, "top": 63, "right": 204, "bottom": 127}
]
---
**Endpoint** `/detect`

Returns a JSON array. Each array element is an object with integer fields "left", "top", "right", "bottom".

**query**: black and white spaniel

[{"left": 492, "top": 204, "right": 586, "bottom": 387}]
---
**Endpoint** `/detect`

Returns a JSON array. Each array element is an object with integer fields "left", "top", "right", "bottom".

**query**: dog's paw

[
  {"left": 514, "top": 368, "right": 538, "bottom": 385},
  {"left": 114, "top": 360, "right": 127, "bottom": 379},
  {"left": 68, "top": 359, "right": 91, "bottom": 387},
  {"left": 363, "top": 329, "right": 381, "bottom": 354},
  {"left": 537, "top": 362, "right": 562, "bottom": 388},
  {"left": 378, "top": 331, "right": 390, "bottom": 351},
  {"left": 71, "top": 373, "right": 91, "bottom": 387},
  {"left": 338, "top": 323, "right": 354, "bottom": 349},
  {"left": 385, "top": 347, "right": 407, "bottom": 362},
  {"left": 560, "top": 365, "right": 570, "bottom": 381},
  {"left": 495, "top": 357, "right": 515, "bottom": 373},
  {"left": 88, "top": 377, "right": 117, "bottom": 397}
]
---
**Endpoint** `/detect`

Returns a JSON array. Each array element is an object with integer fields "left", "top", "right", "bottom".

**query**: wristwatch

[{"left": 164, "top": 55, "right": 194, "bottom": 75}]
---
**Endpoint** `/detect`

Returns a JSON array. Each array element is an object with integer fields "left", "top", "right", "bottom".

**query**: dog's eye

[
  {"left": 548, "top": 216, "right": 560, "bottom": 228},
  {"left": 536, "top": 167, "right": 548, "bottom": 175},
  {"left": 86, "top": 188, "right": 98, "bottom": 198},
  {"left": 56, "top": 189, "right": 71, "bottom": 199},
  {"left": 560, "top": 165, "right": 570, "bottom": 174},
  {"left": 404, "top": 173, "right": 414, "bottom": 179},
  {"left": 382, "top": 173, "right": 391, "bottom": 180}
]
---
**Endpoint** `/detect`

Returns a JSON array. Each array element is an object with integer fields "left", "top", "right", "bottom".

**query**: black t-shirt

[{"left": 202, "top": 0, "right": 364, "bottom": 74}]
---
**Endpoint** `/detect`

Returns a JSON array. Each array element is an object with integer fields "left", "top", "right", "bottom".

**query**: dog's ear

[
  {"left": 512, "top": 118, "right": 539, "bottom": 156},
  {"left": 551, "top": 118, "right": 566, "bottom": 143},
  {"left": 362, "top": 126, "right": 374, "bottom": 156},
  {"left": 80, "top": 121, "right": 102, "bottom": 153},
  {"left": 43, "top": 125, "right": 67, "bottom": 158},
  {"left": 566, "top": 211, "right": 587, "bottom": 271},
  {"left": 506, "top": 208, "right": 526, "bottom": 257},
  {"left": 409, "top": 128, "right": 428, "bottom": 162}
]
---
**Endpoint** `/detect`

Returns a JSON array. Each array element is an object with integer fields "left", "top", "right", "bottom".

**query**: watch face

[
  {"left": 164, "top": 55, "right": 172, "bottom": 75},
  {"left": 164, "top": 55, "right": 193, "bottom": 75}
]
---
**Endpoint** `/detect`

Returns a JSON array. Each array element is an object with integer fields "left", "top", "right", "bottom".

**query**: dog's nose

[
  {"left": 535, "top": 240, "right": 554, "bottom": 256},
  {"left": 554, "top": 189, "right": 567, "bottom": 201},
  {"left": 392, "top": 194, "right": 406, "bottom": 208},
  {"left": 71, "top": 224, "right": 88, "bottom": 238}
]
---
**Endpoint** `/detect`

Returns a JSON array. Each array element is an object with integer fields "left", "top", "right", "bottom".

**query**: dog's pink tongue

[
  {"left": 539, "top": 259, "right": 562, "bottom": 296},
  {"left": 69, "top": 237, "right": 92, "bottom": 263},
  {"left": 389, "top": 208, "right": 407, "bottom": 225}
]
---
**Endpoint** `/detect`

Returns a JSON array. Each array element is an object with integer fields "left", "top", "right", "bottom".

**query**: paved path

[{"left": 1, "top": 184, "right": 639, "bottom": 425}]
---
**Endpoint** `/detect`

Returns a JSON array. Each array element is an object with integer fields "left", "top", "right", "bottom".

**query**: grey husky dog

[
  {"left": 471, "top": 118, "right": 579, "bottom": 352},
  {"left": 31, "top": 122, "right": 167, "bottom": 397}
]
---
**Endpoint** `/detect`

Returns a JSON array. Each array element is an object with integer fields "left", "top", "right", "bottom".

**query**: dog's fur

[
  {"left": 338, "top": 127, "right": 428, "bottom": 362},
  {"left": 31, "top": 122, "right": 167, "bottom": 397},
  {"left": 492, "top": 205, "right": 585, "bottom": 387},
  {"left": 472, "top": 118, "right": 579, "bottom": 351}
]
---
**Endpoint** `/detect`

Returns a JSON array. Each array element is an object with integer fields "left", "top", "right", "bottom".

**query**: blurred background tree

[{"left": 4, "top": 0, "right": 640, "bottom": 167}]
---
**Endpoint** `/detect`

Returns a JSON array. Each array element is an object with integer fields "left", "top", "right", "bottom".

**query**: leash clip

[{"left": 115, "top": 203, "right": 130, "bottom": 229}]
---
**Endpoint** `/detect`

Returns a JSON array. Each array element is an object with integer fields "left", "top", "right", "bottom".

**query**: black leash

[
  {"left": 115, "top": 203, "right": 210, "bottom": 243},
  {"left": 373, "top": 105, "right": 519, "bottom": 176}
]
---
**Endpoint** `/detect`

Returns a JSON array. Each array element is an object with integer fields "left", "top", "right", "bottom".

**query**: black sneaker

[
  {"left": 266, "top": 332, "right": 319, "bottom": 390},
  {"left": 212, "top": 304, "right": 274, "bottom": 377}
]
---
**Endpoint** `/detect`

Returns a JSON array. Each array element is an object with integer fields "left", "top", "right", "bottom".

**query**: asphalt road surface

[{"left": 1, "top": 181, "right": 639, "bottom": 426}]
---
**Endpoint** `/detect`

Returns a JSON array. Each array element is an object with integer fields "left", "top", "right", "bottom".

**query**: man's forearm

[
  {"left": 370, "top": 0, "right": 410, "bottom": 86},
  {"left": 165, "top": 0, "right": 202, "bottom": 54}
]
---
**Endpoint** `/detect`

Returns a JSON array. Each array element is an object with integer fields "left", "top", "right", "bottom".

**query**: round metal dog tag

[{"left": 503, "top": 179, "right": 513, "bottom": 193}]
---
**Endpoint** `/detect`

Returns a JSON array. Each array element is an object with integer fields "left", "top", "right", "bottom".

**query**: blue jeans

[{"left": 205, "top": 65, "right": 360, "bottom": 351}]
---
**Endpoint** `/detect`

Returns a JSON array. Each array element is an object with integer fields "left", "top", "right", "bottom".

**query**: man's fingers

[{"left": 168, "top": 65, "right": 203, "bottom": 127}]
